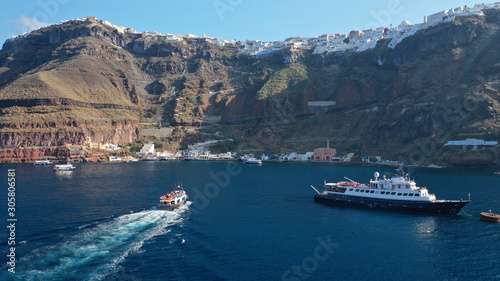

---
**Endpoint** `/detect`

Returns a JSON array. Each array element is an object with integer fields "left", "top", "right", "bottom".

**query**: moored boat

[
  {"left": 34, "top": 160, "right": 54, "bottom": 165},
  {"left": 143, "top": 156, "right": 159, "bottom": 161},
  {"left": 157, "top": 185, "right": 188, "bottom": 211},
  {"left": 312, "top": 166, "right": 470, "bottom": 214},
  {"left": 109, "top": 156, "right": 123, "bottom": 162},
  {"left": 245, "top": 158, "right": 262, "bottom": 164},
  {"left": 53, "top": 163, "right": 75, "bottom": 171},
  {"left": 480, "top": 211, "right": 500, "bottom": 223}
]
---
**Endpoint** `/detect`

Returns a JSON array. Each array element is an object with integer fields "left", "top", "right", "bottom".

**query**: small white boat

[
  {"left": 157, "top": 185, "right": 188, "bottom": 211},
  {"left": 245, "top": 158, "right": 262, "bottom": 164},
  {"left": 109, "top": 156, "right": 123, "bottom": 162},
  {"left": 144, "top": 157, "right": 159, "bottom": 161},
  {"left": 53, "top": 163, "right": 75, "bottom": 171},
  {"left": 426, "top": 164, "right": 444, "bottom": 169},
  {"left": 34, "top": 160, "right": 53, "bottom": 165}
]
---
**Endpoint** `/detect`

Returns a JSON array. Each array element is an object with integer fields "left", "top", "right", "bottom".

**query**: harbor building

[
  {"left": 313, "top": 140, "right": 337, "bottom": 161},
  {"left": 139, "top": 142, "right": 155, "bottom": 155}
]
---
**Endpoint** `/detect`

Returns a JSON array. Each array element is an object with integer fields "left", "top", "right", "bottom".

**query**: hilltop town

[{"left": 8, "top": 3, "right": 498, "bottom": 56}]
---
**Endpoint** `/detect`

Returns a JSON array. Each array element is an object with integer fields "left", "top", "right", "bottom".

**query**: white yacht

[{"left": 313, "top": 166, "right": 470, "bottom": 214}]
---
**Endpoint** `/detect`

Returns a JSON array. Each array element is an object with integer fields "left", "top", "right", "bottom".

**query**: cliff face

[
  {"left": 0, "top": 147, "right": 68, "bottom": 163},
  {"left": 0, "top": 21, "right": 143, "bottom": 148},
  {"left": 0, "top": 120, "right": 139, "bottom": 147},
  {"left": 1, "top": 13, "right": 499, "bottom": 165}
]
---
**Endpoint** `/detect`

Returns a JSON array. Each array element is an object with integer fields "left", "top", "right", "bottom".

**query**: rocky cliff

[{"left": 1, "top": 13, "right": 499, "bottom": 165}]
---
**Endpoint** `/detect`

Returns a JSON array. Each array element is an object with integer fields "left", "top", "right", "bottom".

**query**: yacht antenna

[{"left": 344, "top": 177, "right": 358, "bottom": 184}]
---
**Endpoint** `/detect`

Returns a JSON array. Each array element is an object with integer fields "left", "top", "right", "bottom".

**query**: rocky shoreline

[{"left": 0, "top": 147, "right": 117, "bottom": 163}]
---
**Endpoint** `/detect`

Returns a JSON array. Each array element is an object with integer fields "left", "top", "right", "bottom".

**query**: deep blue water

[{"left": 0, "top": 161, "right": 499, "bottom": 281}]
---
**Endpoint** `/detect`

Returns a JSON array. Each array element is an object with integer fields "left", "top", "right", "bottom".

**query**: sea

[{"left": 0, "top": 161, "right": 499, "bottom": 281}]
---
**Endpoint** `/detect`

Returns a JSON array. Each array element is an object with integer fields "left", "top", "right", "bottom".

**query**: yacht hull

[{"left": 314, "top": 194, "right": 469, "bottom": 214}]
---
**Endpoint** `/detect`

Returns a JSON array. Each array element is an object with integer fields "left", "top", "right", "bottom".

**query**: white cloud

[{"left": 15, "top": 15, "right": 49, "bottom": 34}]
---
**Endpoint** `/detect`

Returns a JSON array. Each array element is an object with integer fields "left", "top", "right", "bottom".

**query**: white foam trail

[{"left": 14, "top": 210, "right": 184, "bottom": 281}]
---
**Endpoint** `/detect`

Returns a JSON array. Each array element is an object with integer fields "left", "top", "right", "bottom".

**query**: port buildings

[{"left": 313, "top": 140, "right": 337, "bottom": 161}]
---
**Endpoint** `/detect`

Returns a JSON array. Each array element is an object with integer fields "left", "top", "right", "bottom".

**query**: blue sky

[{"left": 1, "top": 0, "right": 482, "bottom": 45}]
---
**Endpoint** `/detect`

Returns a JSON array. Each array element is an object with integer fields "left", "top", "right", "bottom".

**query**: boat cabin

[{"left": 323, "top": 171, "right": 436, "bottom": 201}]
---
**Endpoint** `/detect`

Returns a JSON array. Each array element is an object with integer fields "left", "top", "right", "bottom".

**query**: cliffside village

[{"left": 9, "top": 4, "right": 499, "bottom": 58}]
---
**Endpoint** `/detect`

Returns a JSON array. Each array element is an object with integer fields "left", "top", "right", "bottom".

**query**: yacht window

[
  {"left": 391, "top": 192, "right": 396, "bottom": 195},
  {"left": 370, "top": 191, "right": 375, "bottom": 193},
  {"left": 397, "top": 193, "right": 402, "bottom": 196},
  {"left": 349, "top": 189, "right": 353, "bottom": 191},
  {"left": 381, "top": 191, "right": 385, "bottom": 194},
  {"left": 355, "top": 189, "right": 360, "bottom": 192},
  {"left": 408, "top": 194, "right": 413, "bottom": 196},
  {"left": 403, "top": 193, "right": 408, "bottom": 196}
]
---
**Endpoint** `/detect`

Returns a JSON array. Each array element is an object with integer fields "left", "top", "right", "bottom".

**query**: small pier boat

[
  {"left": 245, "top": 158, "right": 262, "bottom": 164},
  {"left": 34, "top": 160, "right": 53, "bottom": 165},
  {"left": 53, "top": 163, "right": 75, "bottom": 171},
  {"left": 109, "top": 156, "right": 123, "bottom": 162}
]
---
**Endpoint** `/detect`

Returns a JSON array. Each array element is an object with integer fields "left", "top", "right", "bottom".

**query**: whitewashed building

[{"left": 140, "top": 142, "right": 155, "bottom": 155}]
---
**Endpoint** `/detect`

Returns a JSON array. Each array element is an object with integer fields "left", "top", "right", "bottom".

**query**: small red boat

[{"left": 480, "top": 212, "right": 500, "bottom": 223}]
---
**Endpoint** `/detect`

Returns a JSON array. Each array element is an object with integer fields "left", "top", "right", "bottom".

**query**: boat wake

[{"left": 11, "top": 209, "right": 185, "bottom": 281}]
